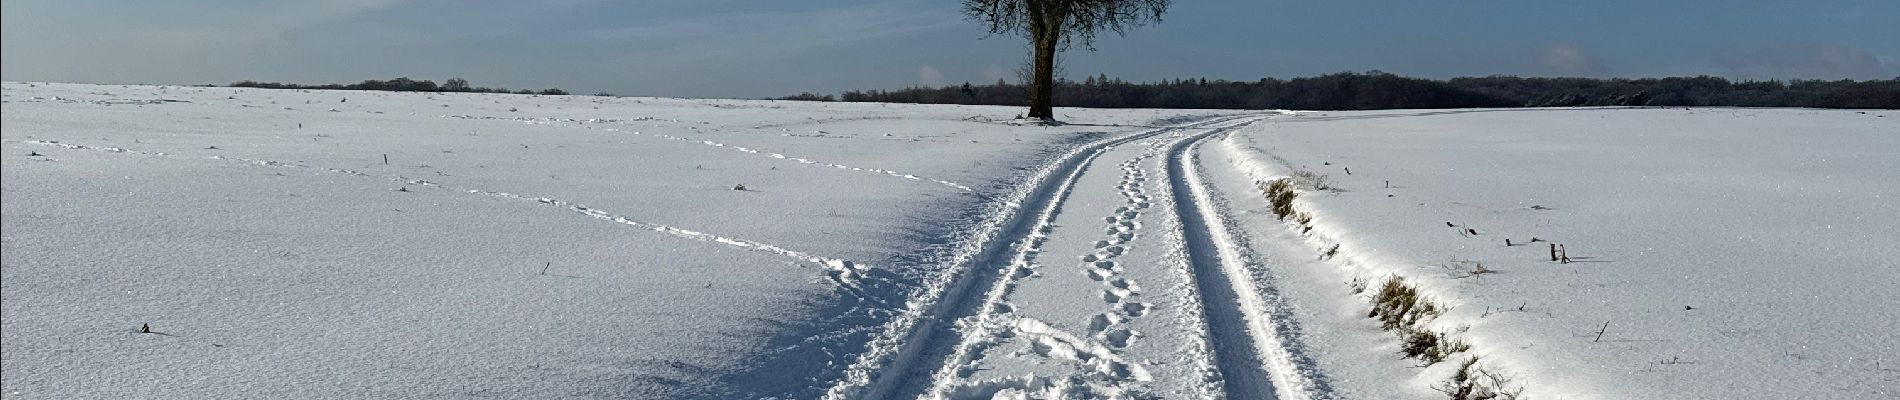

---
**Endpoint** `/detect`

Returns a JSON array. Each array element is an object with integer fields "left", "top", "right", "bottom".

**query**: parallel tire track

[
  {"left": 1166, "top": 125, "right": 1330, "bottom": 400},
  {"left": 822, "top": 115, "right": 1260, "bottom": 400}
]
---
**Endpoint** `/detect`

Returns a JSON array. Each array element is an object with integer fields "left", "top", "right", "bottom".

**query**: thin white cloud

[
  {"left": 981, "top": 64, "right": 1010, "bottom": 84},
  {"left": 1536, "top": 43, "right": 1609, "bottom": 77},
  {"left": 918, "top": 66, "right": 946, "bottom": 87}
]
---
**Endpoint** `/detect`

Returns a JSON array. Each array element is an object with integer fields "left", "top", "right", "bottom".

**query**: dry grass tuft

[
  {"left": 1433, "top": 357, "right": 1522, "bottom": 400},
  {"left": 1260, "top": 178, "right": 1300, "bottom": 220},
  {"left": 1368, "top": 276, "right": 1441, "bottom": 330},
  {"left": 1290, "top": 169, "right": 1333, "bottom": 191},
  {"left": 1401, "top": 329, "right": 1470, "bottom": 364}
]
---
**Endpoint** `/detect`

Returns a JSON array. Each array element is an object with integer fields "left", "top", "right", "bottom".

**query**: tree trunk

[
  {"left": 1028, "top": 36, "right": 1057, "bottom": 120},
  {"left": 1025, "top": 5, "right": 1059, "bottom": 121}
]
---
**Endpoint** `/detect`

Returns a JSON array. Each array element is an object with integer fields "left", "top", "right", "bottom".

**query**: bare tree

[
  {"left": 965, "top": 0, "right": 1169, "bottom": 121},
  {"left": 442, "top": 77, "right": 470, "bottom": 92},
  {"left": 1014, "top": 46, "right": 1066, "bottom": 91}
]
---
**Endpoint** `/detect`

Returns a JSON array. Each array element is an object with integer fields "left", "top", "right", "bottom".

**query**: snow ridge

[{"left": 1213, "top": 134, "right": 1495, "bottom": 398}]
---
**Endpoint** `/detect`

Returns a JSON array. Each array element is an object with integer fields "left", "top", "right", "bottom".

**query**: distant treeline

[
  {"left": 813, "top": 72, "right": 1899, "bottom": 110},
  {"left": 229, "top": 77, "right": 595, "bottom": 96}
]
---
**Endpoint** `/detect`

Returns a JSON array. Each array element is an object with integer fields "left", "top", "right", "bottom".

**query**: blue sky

[{"left": 5, "top": 0, "right": 1896, "bottom": 98}]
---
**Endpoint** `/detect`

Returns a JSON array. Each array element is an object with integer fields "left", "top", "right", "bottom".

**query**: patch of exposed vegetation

[
  {"left": 1368, "top": 276, "right": 1440, "bottom": 330},
  {"left": 1249, "top": 171, "right": 1518, "bottom": 399},
  {"left": 1434, "top": 357, "right": 1522, "bottom": 400},
  {"left": 1260, "top": 178, "right": 1299, "bottom": 220},
  {"left": 1289, "top": 169, "right": 1334, "bottom": 191}
]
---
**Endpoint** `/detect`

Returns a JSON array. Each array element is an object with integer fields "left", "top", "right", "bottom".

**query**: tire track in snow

[
  {"left": 441, "top": 114, "right": 976, "bottom": 192},
  {"left": 15, "top": 139, "right": 875, "bottom": 288},
  {"left": 817, "top": 115, "right": 1263, "bottom": 400},
  {"left": 916, "top": 136, "right": 1137, "bottom": 399},
  {"left": 1153, "top": 184, "right": 1229, "bottom": 398},
  {"left": 925, "top": 136, "right": 1177, "bottom": 399},
  {"left": 1165, "top": 125, "right": 1332, "bottom": 399}
]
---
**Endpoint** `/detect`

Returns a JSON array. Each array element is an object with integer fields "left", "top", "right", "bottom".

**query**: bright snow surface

[
  {"left": 1211, "top": 108, "right": 1898, "bottom": 399},
  {"left": 0, "top": 82, "right": 1241, "bottom": 398},
  {"left": 4, "top": 82, "right": 1895, "bottom": 399}
]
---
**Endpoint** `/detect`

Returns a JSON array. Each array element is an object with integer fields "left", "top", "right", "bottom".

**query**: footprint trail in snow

[{"left": 15, "top": 139, "right": 876, "bottom": 289}]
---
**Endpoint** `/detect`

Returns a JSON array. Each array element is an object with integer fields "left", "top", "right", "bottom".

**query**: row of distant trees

[
  {"left": 229, "top": 77, "right": 593, "bottom": 96},
  {"left": 818, "top": 71, "right": 1899, "bottom": 110}
]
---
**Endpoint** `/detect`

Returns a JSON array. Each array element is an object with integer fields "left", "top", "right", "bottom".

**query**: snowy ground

[
  {"left": 5, "top": 82, "right": 1894, "bottom": 399},
  {"left": 0, "top": 82, "right": 1242, "bottom": 398},
  {"left": 1210, "top": 108, "right": 1899, "bottom": 399}
]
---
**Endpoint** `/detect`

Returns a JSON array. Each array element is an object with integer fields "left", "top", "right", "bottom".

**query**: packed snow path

[{"left": 821, "top": 114, "right": 1334, "bottom": 399}]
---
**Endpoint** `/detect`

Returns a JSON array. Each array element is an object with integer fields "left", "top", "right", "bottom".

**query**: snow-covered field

[
  {"left": 0, "top": 82, "right": 1245, "bottom": 398},
  {"left": 4, "top": 82, "right": 1894, "bottom": 399},
  {"left": 1209, "top": 108, "right": 1899, "bottom": 399}
]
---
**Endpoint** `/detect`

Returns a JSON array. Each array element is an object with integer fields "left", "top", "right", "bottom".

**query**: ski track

[
  {"left": 14, "top": 139, "right": 875, "bottom": 288},
  {"left": 440, "top": 114, "right": 976, "bottom": 192},
  {"left": 820, "top": 115, "right": 1261, "bottom": 400},
  {"left": 1166, "top": 126, "right": 1332, "bottom": 400}
]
